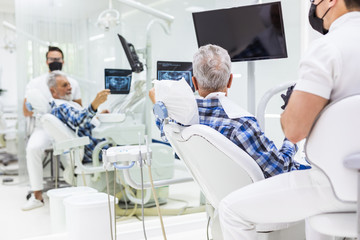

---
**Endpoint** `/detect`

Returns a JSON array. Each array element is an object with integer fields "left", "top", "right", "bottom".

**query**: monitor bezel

[{"left": 192, "top": 2, "right": 288, "bottom": 62}]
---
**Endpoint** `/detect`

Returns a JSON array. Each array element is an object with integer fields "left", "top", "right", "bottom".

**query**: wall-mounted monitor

[
  {"left": 192, "top": 2, "right": 287, "bottom": 62},
  {"left": 157, "top": 61, "right": 194, "bottom": 91}
]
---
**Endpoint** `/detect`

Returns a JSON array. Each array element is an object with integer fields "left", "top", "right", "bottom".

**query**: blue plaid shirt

[
  {"left": 50, "top": 101, "right": 104, "bottom": 163},
  {"left": 155, "top": 98, "right": 301, "bottom": 178}
]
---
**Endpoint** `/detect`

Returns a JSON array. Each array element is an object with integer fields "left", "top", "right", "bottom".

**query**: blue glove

[
  {"left": 280, "top": 85, "right": 295, "bottom": 110},
  {"left": 25, "top": 102, "right": 33, "bottom": 112}
]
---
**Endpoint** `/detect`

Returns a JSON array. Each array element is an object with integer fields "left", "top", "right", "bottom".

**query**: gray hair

[
  {"left": 47, "top": 70, "right": 67, "bottom": 89},
  {"left": 193, "top": 44, "right": 231, "bottom": 92}
]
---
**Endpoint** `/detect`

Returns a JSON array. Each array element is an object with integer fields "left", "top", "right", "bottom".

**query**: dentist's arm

[{"left": 280, "top": 90, "right": 328, "bottom": 144}]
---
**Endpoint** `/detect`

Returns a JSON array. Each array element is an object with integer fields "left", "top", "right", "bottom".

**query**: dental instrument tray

[
  {"left": 97, "top": 113, "right": 126, "bottom": 123},
  {"left": 104, "top": 68, "right": 132, "bottom": 94}
]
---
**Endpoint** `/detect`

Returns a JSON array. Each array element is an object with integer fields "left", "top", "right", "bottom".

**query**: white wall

[{"left": 0, "top": 12, "right": 17, "bottom": 111}]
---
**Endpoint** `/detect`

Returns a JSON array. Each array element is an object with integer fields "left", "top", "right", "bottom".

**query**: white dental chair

[
  {"left": 163, "top": 122, "right": 265, "bottom": 239},
  {"left": 305, "top": 95, "right": 360, "bottom": 239},
  {"left": 40, "top": 113, "right": 92, "bottom": 186},
  {"left": 152, "top": 79, "right": 305, "bottom": 239},
  {"left": 162, "top": 119, "right": 305, "bottom": 240}
]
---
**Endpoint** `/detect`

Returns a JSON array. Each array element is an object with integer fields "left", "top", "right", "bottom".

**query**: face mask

[
  {"left": 308, "top": 0, "right": 331, "bottom": 35},
  {"left": 49, "top": 62, "right": 63, "bottom": 71}
]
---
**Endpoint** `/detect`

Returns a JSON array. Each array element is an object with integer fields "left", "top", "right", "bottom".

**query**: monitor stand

[{"left": 247, "top": 61, "right": 256, "bottom": 115}]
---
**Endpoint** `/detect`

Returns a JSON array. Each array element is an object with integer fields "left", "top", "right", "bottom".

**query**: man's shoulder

[{"left": 28, "top": 73, "right": 48, "bottom": 84}]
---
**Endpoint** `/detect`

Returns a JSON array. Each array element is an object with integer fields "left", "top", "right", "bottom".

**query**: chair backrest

[
  {"left": 305, "top": 95, "right": 360, "bottom": 202},
  {"left": 164, "top": 123, "right": 264, "bottom": 209},
  {"left": 41, "top": 113, "right": 77, "bottom": 142}
]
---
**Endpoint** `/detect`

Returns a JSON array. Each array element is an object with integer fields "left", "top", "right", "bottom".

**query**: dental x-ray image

[
  {"left": 104, "top": 69, "right": 132, "bottom": 94},
  {"left": 157, "top": 61, "right": 194, "bottom": 91}
]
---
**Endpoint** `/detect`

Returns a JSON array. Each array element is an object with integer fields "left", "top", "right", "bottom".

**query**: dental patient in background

[
  {"left": 149, "top": 44, "right": 309, "bottom": 179},
  {"left": 48, "top": 70, "right": 110, "bottom": 164}
]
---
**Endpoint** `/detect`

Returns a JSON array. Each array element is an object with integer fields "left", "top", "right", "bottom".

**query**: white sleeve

[
  {"left": 295, "top": 39, "right": 341, "bottom": 100},
  {"left": 25, "top": 75, "right": 47, "bottom": 98},
  {"left": 25, "top": 79, "right": 36, "bottom": 98}
]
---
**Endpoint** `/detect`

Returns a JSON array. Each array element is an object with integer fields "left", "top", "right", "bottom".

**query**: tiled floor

[{"left": 0, "top": 162, "right": 208, "bottom": 240}]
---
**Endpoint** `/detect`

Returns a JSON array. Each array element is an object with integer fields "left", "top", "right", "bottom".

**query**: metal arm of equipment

[
  {"left": 116, "top": 0, "right": 174, "bottom": 24},
  {"left": 256, "top": 81, "right": 296, "bottom": 130},
  {"left": 123, "top": 168, "right": 193, "bottom": 190}
]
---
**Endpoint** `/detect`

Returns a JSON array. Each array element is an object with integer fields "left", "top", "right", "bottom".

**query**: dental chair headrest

[
  {"left": 153, "top": 78, "right": 199, "bottom": 125},
  {"left": 26, "top": 88, "right": 50, "bottom": 114}
]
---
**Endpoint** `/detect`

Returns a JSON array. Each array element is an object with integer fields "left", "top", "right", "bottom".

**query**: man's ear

[
  {"left": 328, "top": 0, "right": 337, "bottom": 7},
  {"left": 192, "top": 77, "right": 199, "bottom": 91},
  {"left": 49, "top": 87, "right": 56, "bottom": 97},
  {"left": 227, "top": 74, "right": 233, "bottom": 89}
]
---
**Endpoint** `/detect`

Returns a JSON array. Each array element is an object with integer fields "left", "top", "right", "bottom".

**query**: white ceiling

[{"left": 0, "top": 0, "right": 14, "bottom": 13}]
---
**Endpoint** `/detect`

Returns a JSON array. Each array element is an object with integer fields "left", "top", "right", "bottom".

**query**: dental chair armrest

[
  {"left": 344, "top": 153, "right": 360, "bottom": 170},
  {"left": 53, "top": 136, "right": 90, "bottom": 155}
]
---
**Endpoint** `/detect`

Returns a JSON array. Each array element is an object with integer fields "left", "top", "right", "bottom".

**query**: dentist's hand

[
  {"left": 91, "top": 89, "right": 110, "bottom": 111},
  {"left": 280, "top": 85, "right": 295, "bottom": 110}
]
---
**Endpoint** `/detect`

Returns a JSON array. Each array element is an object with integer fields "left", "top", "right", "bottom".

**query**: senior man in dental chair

[
  {"left": 22, "top": 70, "right": 110, "bottom": 210},
  {"left": 22, "top": 71, "right": 110, "bottom": 210},
  {"left": 149, "top": 44, "right": 309, "bottom": 179},
  {"left": 48, "top": 70, "right": 110, "bottom": 164}
]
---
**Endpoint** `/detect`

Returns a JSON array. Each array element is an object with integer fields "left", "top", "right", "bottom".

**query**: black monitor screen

[
  {"left": 104, "top": 69, "right": 132, "bottom": 94},
  {"left": 157, "top": 61, "right": 194, "bottom": 91},
  {"left": 192, "top": 2, "right": 287, "bottom": 62}
]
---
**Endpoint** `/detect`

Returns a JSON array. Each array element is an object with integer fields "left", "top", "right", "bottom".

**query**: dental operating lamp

[{"left": 115, "top": 0, "right": 174, "bottom": 24}]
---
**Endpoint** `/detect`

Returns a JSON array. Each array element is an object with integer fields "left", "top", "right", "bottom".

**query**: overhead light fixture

[{"left": 96, "top": 0, "right": 120, "bottom": 31}]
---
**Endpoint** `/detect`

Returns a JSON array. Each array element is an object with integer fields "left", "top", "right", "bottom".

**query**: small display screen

[
  {"left": 104, "top": 69, "right": 132, "bottom": 94},
  {"left": 157, "top": 61, "right": 194, "bottom": 91}
]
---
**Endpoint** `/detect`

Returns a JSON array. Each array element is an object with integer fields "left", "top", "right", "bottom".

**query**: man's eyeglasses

[{"left": 47, "top": 57, "right": 63, "bottom": 62}]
